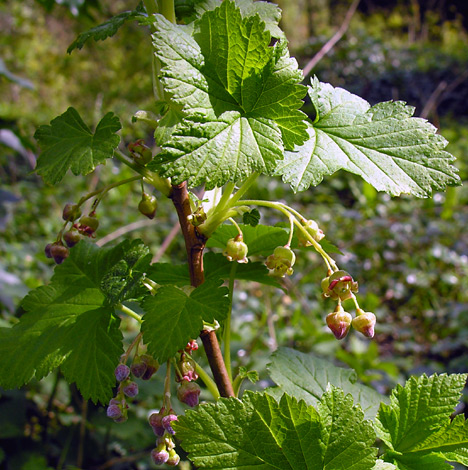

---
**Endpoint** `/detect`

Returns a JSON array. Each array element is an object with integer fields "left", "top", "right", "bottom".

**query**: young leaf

[
  {"left": 34, "top": 107, "right": 121, "bottom": 185},
  {"left": 376, "top": 373, "right": 468, "bottom": 469},
  {"left": 276, "top": 78, "right": 461, "bottom": 197},
  {"left": 149, "top": 1, "right": 308, "bottom": 189},
  {"left": 268, "top": 347, "right": 388, "bottom": 419},
  {"left": 141, "top": 280, "right": 229, "bottom": 362},
  {"left": 175, "top": 389, "right": 377, "bottom": 469},
  {"left": 242, "top": 208, "right": 261, "bottom": 227},
  {"left": 67, "top": 5, "right": 145, "bottom": 53},
  {"left": 206, "top": 223, "right": 289, "bottom": 256}
]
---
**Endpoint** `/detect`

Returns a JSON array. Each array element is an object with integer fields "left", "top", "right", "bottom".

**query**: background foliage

[{"left": 1, "top": 0, "right": 467, "bottom": 468}]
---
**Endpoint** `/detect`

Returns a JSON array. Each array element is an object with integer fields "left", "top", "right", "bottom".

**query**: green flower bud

[
  {"left": 265, "top": 245, "right": 295, "bottom": 277},
  {"left": 352, "top": 309, "right": 376, "bottom": 338},
  {"left": 138, "top": 193, "right": 158, "bottom": 219},
  {"left": 223, "top": 235, "right": 248, "bottom": 263},
  {"left": 297, "top": 219, "right": 325, "bottom": 246},
  {"left": 128, "top": 139, "right": 153, "bottom": 165}
]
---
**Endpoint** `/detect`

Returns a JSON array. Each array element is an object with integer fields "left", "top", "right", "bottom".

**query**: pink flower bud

[
  {"left": 326, "top": 305, "right": 352, "bottom": 340},
  {"left": 177, "top": 380, "right": 201, "bottom": 407},
  {"left": 352, "top": 309, "right": 376, "bottom": 338}
]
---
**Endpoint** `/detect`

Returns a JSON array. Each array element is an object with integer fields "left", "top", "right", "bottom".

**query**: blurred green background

[{"left": 1, "top": 0, "right": 467, "bottom": 468}]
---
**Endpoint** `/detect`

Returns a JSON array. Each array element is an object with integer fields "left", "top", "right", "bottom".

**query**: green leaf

[
  {"left": 67, "top": 5, "right": 145, "bottom": 53},
  {"left": 0, "top": 240, "right": 153, "bottom": 403},
  {"left": 242, "top": 208, "right": 261, "bottom": 226},
  {"left": 34, "top": 107, "right": 121, "bottom": 185},
  {"left": 141, "top": 280, "right": 229, "bottom": 362},
  {"left": 206, "top": 223, "right": 289, "bottom": 256},
  {"left": 238, "top": 366, "right": 259, "bottom": 383},
  {"left": 100, "top": 240, "right": 152, "bottom": 304},
  {"left": 194, "top": 0, "right": 284, "bottom": 38},
  {"left": 268, "top": 347, "right": 388, "bottom": 419},
  {"left": 276, "top": 78, "right": 461, "bottom": 196},
  {"left": 376, "top": 374, "right": 468, "bottom": 469},
  {"left": 175, "top": 388, "right": 377, "bottom": 469},
  {"left": 373, "top": 461, "right": 397, "bottom": 470},
  {"left": 149, "top": 1, "right": 307, "bottom": 189}
]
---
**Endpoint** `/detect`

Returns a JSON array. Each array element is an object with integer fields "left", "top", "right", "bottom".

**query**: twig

[
  {"left": 420, "top": 70, "right": 468, "bottom": 120},
  {"left": 302, "top": 0, "right": 361, "bottom": 77},
  {"left": 170, "top": 182, "right": 234, "bottom": 398},
  {"left": 152, "top": 220, "right": 180, "bottom": 263}
]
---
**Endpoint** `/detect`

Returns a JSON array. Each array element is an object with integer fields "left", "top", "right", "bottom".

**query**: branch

[
  {"left": 170, "top": 182, "right": 235, "bottom": 398},
  {"left": 302, "top": 0, "right": 361, "bottom": 77}
]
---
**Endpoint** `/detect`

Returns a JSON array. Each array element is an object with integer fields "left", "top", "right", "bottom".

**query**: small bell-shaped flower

[
  {"left": 265, "top": 245, "right": 296, "bottom": 277},
  {"left": 322, "top": 270, "right": 358, "bottom": 301},
  {"left": 326, "top": 305, "right": 352, "bottom": 340},
  {"left": 297, "top": 219, "right": 325, "bottom": 246},
  {"left": 223, "top": 234, "right": 249, "bottom": 263},
  {"left": 352, "top": 308, "right": 376, "bottom": 338}
]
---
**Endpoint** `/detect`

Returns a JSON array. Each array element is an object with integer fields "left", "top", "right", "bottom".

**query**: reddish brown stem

[{"left": 170, "top": 182, "right": 235, "bottom": 397}]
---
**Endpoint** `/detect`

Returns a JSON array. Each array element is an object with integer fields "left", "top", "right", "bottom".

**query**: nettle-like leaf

[
  {"left": 34, "top": 107, "right": 121, "bottom": 185},
  {"left": 147, "top": 252, "right": 282, "bottom": 289},
  {"left": 141, "top": 280, "right": 229, "bottom": 362},
  {"left": 195, "top": 0, "right": 284, "bottom": 38},
  {"left": 67, "top": 5, "right": 145, "bottom": 53},
  {"left": 0, "top": 240, "right": 151, "bottom": 403},
  {"left": 268, "top": 347, "right": 388, "bottom": 419},
  {"left": 175, "top": 388, "right": 378, "bottom": 469},
  {"left": 148, "top": 0, "right": 308, "bottom": 189},
  {"left": 376, "top": 373, "right": 468, "bottom": 469},
  {"left": 276, "top": 78, "right": 461, "bottom": 196},
  {"left": 207, "top": 223, "right": 289, "bottom": 256}
]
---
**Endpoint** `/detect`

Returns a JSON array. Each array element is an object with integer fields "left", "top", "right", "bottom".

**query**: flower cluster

[
  {"left": 149, "top": 409, "right": 180, "bottom": 466},
  {"left": 106, "top": 354, "right": 159, "bottom": 423},
  {"left": 175, "top": 341, "right": 201, "bottom": 407}
]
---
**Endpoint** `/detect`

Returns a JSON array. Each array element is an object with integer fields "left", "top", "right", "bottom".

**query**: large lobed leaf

[
  {"left": 175, "top": 388, "right": 378, "bottom": 469},
  {"left": 148, "top": 0, "right": 308, "bottom": 189},
  {"left": 376, "top": 373, "right": 468, "bottom": 469},
  {"left": 276, "top": 78, "right": 461, "bottom": 197},
  {"left": 0, "top": 240, "right": 150, "bottom": 403},
  {"left": 34, "top": 107, "right": 121, "bottom": 185},
  {"left": 141, "top": 280, "right": 229, "bottom": 362},
  {"left": 268, "top": 347, "right": 388, "bottom": 420}
]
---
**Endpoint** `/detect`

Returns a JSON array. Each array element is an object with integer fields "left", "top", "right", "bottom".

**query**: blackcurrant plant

[{"left": 1, "top": 0, "right": 467, "bottom": 468}]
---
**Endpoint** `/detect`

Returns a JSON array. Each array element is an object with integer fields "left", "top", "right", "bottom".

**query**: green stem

[
  {"left": 199, "top": 173, "right": 259, "bottom": 237},
  {"left": 163, "top": 360, "right": 172, "bottom": 410},
  {"left": 94, "top": 175, "right": 142, "bottom": 207},
  {"left": 228, "top": 172, "right": 259, "bottom": 207},
  {"left": 117, "top": 304, "right": 142, "bottom": 323},
  {"left": 286, "top": 214, "right": 294, "bottom": 246},
  {"left": 232, "top": 374, "right": 244, "bottom": 397},
  {"left": 114, "top": 149, "right": 172, "bottom": 196},
  {"left": 159, "top": 0, "right": 176, "bottom": 23},
  {"left": 223, "top": 262, "right": 237, "bottom": 382},
  {"left": 228, "top": 217, "right": 242, "bottom": 236},
  {"left": 233, "top": 199, "right": 338, "bottom": 271},
  {"left": 194, "top": 361, "right": 220, "bottom": 400},
  {"left": 121, "top": 333, "right": 142, "bottom": 364}
]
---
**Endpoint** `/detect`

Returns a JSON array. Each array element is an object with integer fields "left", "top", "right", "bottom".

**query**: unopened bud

[
  {"left": 177, "top": 380, "right": 201, "bottom": 407},
  {"left": 352, "top": 309, "right": 376, "bottom": 338},
  {"left": 326, "top": 305, "right": 352, "bottom": 340},
  {"left": 223, "top": 235, "right": 249, "bottom": 263}
]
